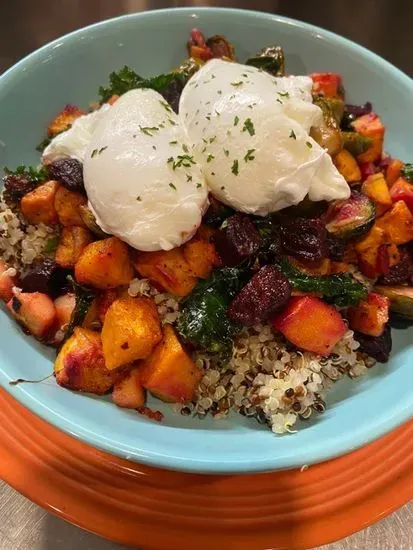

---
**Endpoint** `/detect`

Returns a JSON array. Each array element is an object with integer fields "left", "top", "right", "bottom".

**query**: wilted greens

[
  {"left": 401, "top": 163, "right": 413, "bottom": 183},
  {"left": 246, "top": 45, "right": 285, "bottom": 76},
  {"left": 62, "top": 276, "right": 95, "bottom": 347}
]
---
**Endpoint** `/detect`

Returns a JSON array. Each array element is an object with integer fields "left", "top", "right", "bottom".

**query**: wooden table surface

[{"left": 0, "top": 1, "right": 412, "bottom": 548}]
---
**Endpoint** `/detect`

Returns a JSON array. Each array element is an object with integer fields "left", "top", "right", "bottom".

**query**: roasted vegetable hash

[{"left": 1, "top": 29, "right": 412, "bottom": 434}]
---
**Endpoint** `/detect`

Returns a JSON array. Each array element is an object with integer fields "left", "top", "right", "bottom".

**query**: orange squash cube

[
  {"left": 272, "top": 296, "right": 347, "bottom": 356},
  {"left": 139, "top": 324, "right": 202, "bottom": 403},
  {"left": 347, "top": 292, "right": 389, "bottom": 337},
  {"left": 75, "top": 237, "right": 134, "bottom": 289},
  {"left": 101, "top": 296, "right": 162, "bottom": 370},
  {"left": 376, "top": 200, "right": 413, "bottom": 244},
  {"left": 386, "top": 159, "right": 404, "bottom": 187},
  {"left": 20, "top": 181, "right": 60, "bottom": 225},
  {"left": 55, "top": 226, "right": 93, "bottom": 268},
  {"left": 351, "top": 113, "right": 385, "bottom": 163},
  {"left": 182, "top": 226, "right": 219, "bottom": 279},
  {"left": 54, "top": 186, "right": 87, "bottom": 227},
  {"left": 334, "top": 149, "right": 361, "bottom": 183},
  {"left": 134, "top": 248, "right": 197, "bottom": 297},
  {"left": 361, "top": 173, "right": 392, "bottom": 216},
  {"left": 389, "top": 177, "right": 413, "bottom": 213},
  {"left": 48, "top": 104, "right": 85, "bottom": 137},
  {"left": 112, "top": 368, "right": 146, "bottom": 409}
]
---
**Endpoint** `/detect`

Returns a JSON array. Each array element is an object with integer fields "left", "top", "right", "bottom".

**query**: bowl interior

[{"left": 0, "top": 8, "right": 412, "bottom": 473}]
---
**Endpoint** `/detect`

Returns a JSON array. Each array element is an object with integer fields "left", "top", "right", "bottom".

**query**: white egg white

[
  {"left": 179, "top": 59, "right": 350, "bottom": 215},
  {"left": 83, "top": 89, "right": 208, "bottom": 251}
]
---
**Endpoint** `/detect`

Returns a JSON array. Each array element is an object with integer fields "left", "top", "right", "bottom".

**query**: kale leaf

[
  {"left": 177, "top": 267, "right": 250, "bottom": 358},
  {"left": 277, "top": 258, "right": 367, "bottom": 307},
  {"left": 4, "top": 164, "right": 48, "bottom": 182},
  {"left": 61, "top": 276, "right": 95, "bottom": 348},
  {"left": 98, "top": 66, "right": 144, "bottom": 102},
  {"left": 246, "top": 45, "right": 285, "bottom": 76}
]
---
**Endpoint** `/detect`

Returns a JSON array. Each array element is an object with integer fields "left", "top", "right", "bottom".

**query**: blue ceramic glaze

[{"left": 0, "top": 8, "right": 412, "bottom": 473}]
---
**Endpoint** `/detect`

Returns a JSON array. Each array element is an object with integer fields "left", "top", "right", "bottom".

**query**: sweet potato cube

[
  {"left": 54, "top": 186, "right": 87, "bottom": 227},
  {"left": 0, "top": 260, "right": 17, "bottom": 302},
  {"left": 334, "top": 149, "right": 361, "bottom": 183},
  {"left": 386, "top": 159, "right": 404, "bottom": 187},
  {"left": 182, "top": 226, "right": 219, "bottom": 279},
  {"left": 101, "top": 296, "right": 162, "bottom": 370},
  {"left": 54, "top": 327, "right": 119, "bottom": 394},
  {"left": 112, "top": 368, "right": 146, "bottom": 409},
  {"left": 7, "top": 292, "right": 56, "bottom": 338},
  {"left": 361, "top": 173, "right": 392, "bottom": 215},
  {"left": 48, "top": 104, "right": 85, "bottom": 136},
  {"left": 134, "top": 248, "right": 197, "bottom": 297},
  {"left": 55, "top": 226, "right": 93, "bottom": 268},
  {"left": 75, "top": 237, "right": 134, "bottom": 289},
  {"left": 272, "top": 296, "right": 347, "bottom": 356},
  {"left": 351, "top": 113, "right": 385, "bottom": 163},
  {"left": 347, "top": 292, "right": 389, "bottom": 337},
  {"left": 311, "top": 73, "right": 343, "bottom": 98},
  {"left": 355, "top": 225, "right": 385, "bottom": 278},
  {"left": 139, "top": 324, "right": 202, "bottom": 403},
  {"left": 376, "top": 200, "right": 413, "bottom": 244},
  {"left": 54, "top": 293, "right": 76, "bottom": 329},
  {"left": 389, "top": 177, "right": 413, "bottom": 212},
  {"left": 20, "top": 180, "right": 60, "bottom": 225}
]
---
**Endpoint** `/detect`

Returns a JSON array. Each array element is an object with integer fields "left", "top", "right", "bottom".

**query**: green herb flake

[
  {"left": 182, "top": 144, "right": 189, "bottom": 153},
  {"left": 221, "top": 186, "right": 225, "bottom": 190},
  {"left": 306, "top": 141, "right": 313, "bottom": 149},
  {"left": 207, "top": 154, "right": 215, "bottom": 163},
  {"left": 159, "top": 100, "right": 172, "bottom": 112},
  {"left": 223, "top": 149, "right": 230, "bottom": 157},
  {"left": 276, "top": 98, "right": 283, "bottom": 104},
  {"left": 231, "top": 81, "right": 243, "bottom": 87},
  {"left": 289, "top": 129, "right": 297, "bottom": 140},
  {"left": 140, "top": 126, "right": 159, "bottom": 136},
  {"left": 244, "top": 149, "right": 256, "bottom": 162},
  {"left": 152, "top": 145, "right": 157, "bottom": 150},
  {"left": 44, "top": 235, "right": 59, "bottom": 254},
  {"left": 242, "top": 118, "right": 255, "bottom": 136},
  {"left": 91, "top": 149, "right": 98, "bottom": 158},
  {"left": 206, "top": 115, "right": 211, "bottom": 121},
  {"left": 209, "top": 136, "right": 216, "bottom": 144},
  {"left": 215, "top": 110, "right": 221, "bottom": 117},
  {"left": 234, "top": 115, "right": 240, "bottom": 126},
  {"left": 217, "top": 89, "right": 222, "bottom": 95},
  {"left": 136, "top": 196, "right": 142, "bottom": 201},
  {"left": 168, "top": 118, "right": 177, "bottom": 126},
  {"left": 169, "top": 140, "right": 178, "bottom": 145},
  {"left": 231, "top": 159, "right": 239, "bottom": 176},
  {"left": 196, "top": 183, "right": 202, "bottom": 188},
  {"left": 98, "top": 146, "right": 108, "bottom": 155},
  {"left": 171, "top": 155, "right": 196, "bottom": 170},
  {"left": 211, "top": 172, "right": 215, "bottom": 176},
  {"left": 186, "top": 174, "right": 193, "bottom": 182},
  {"left": 278, "top": 91, "right": 290, "bottom": 98},
  {"left": 169, "top": 182, "right": 177, "bottom": 190}
]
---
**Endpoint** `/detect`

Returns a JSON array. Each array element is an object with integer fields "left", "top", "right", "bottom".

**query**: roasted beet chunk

[
  {"left": 228, "top": 265, "right": 291, "bottom": 326},
  {"left": 20, "top": 259, "right": 69, "bottom": 298},
  {"left": 3, "top": 173, "right": 37, "bottom": 201},
  {"left": 326, "top": 236, "right": 345, "bottom": 261},
  {"left": 280, "top": 218, "right": 327, "bottom": 263},
  {"left": 214, "top": 213, "right": 262, "bottom": 266},
  {"left": 48, "top": 158, "right": 85, "bottom": 193},
  {"left": 354, "top": 325, "right": 392, "bottom": 363},
  {"left": 379, "top": 249, "right": 413, "bottom": 285}
]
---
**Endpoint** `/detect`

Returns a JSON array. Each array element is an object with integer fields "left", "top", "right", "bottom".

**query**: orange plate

[{"left": 0, "top": 388, "right": 412, "bottom": 550}]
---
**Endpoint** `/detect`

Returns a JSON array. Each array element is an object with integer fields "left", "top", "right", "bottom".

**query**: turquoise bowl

[{"left": 0, "top": 8, "right": 412, "bottom": 474}]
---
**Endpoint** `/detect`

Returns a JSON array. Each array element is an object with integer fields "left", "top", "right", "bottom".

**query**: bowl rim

[{"left": 1, "top": 7, "right": 413, "bottom": 474}]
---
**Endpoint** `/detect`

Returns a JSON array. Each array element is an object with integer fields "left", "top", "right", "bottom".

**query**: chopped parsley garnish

[
  {"left": 221, "top": 186, "right": 225, "bottom": 190},
  {"left": 211, "top": 172, "right": 215, "bottom": 176},
  {"left": 231, "top": 159, "right": 239, "bottom": 175},
  {"left": 182, "top": 144, "right": 189, "bottom": 153},
  {"left": 98, "top": 146, "right": 108, "bottom": 154},
  {"left": 242, "top": 73, "right": 249, "bottom": 78},
  {"left": 223, "top": 149, "right": 230, "bottom": 157},
  {"left": 186, "top": 174, "right": 193, "bottom": 182},
  {"left": 244, "top": 149, "right": 256, "bottom": 162},
  {"left": 169, "top": 140, "right": 178, "bottom": 145},
  {"left": 215, "top": 110, "right": 221, "bottom": 117},
  {"left": 242, "top": 118, "right": 255, "bottom": 136},
  {"left": 196, "top": 183, "right": 202, "bottom": 188},
  {"left": 136, "top": 196, "right": 142, "bottom": 201},
  {"left": 231, "top": 81, "right": 243, "bottom": 87},
  {"left": 217, "top": 90, "right": 222, "bottom": 95},
  {"left": 168, "top": 118, "right": 177, "bottom": 126},
  {"left": 278, "top": 91, "right": 290, "bottom": 98},
  {"left": 140, "top": 126, "right": 159, "bottom": 136},
  {"left": 169, "top": 182, "right": 177, "bottom": 190},
  {"left": 206, "top": 115, "right": 211, "bottom": 121},
  {"left": 170, "top": 155, "right": 196, "bottom": 170},
  {"left": 91, "top": 149, "right": 98, "bottom": 158},
  {"left": 234, "top": 116, "right": 240, "bottom": 126},
  {"left": 152, "top": 145, "right": 157, "bottom": 150},
  {"left": 209, "top": 136, "right": 216, "bottom": 144},
  {"left": 201, "top": 146, "right": 207, "bottom": 154},
  {"left": 167, "top": 156, "right": 174, "bottom": 164},
  {"left": 306, "top": 141, "right": 313, "bottom": 149},
  {"left": 159, "top": 100, "right": 172, "bottom": 112},
  {"left": 276, "top": 98, "right": 283, "bottom": 104},
  {"left": 202, "top": 138, "right": 208, "bottom": 144},
  {"left": 207, "top": 154, "right": 215, "bottom": 163},
  {"left": 289, "top": 130, "right": 297, "bottom": 140}
]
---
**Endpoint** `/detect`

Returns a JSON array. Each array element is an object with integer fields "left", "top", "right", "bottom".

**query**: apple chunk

[{"left": 112, "top": 368, "right": 146, "bottom": 409}]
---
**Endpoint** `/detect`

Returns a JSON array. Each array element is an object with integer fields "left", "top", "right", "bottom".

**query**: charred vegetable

[
  {"left": 206, "top": 35, "right": 235, "bottom": 60},
  {"left": 78, "top": 204, "right": 108, "bottom": 238},
  {"left": 246, "top": 45, "right": 285, "bottom": 76},
  {"left": 203, "top": 196, "right": 235, "bottom": 228},
  {"left": 325, "top": 192, "right": 376, "bottom": 240},
  {"left": 175, "top": 57, "right": 204, "bottom": 78},
  {"left": 354, "top": 324, "right": 392, "bottom": 363},
  {"left": 20, "top": 259, "right": 69, "bottom": 298},
  {"left": 177, "top": 267, "right": 250, "bottom": 358},
  {"left": 3, "top": 165, "right": 48, "bottom": 202},
  {"left": 379, "top": 249, "right": 413, "bottom": 285},
  {"left": 277, "top": 258, "right": 367, "bottom": 307},
  {"left": 401, "top": 163, "right": 413, "bottom": 183},
  {"left": 62, "top": 276, "right": 95, "bottom": 346},
  {"left": 341, "top": 132, "right": 373, "bottom": 157},
  {"left": 310, "top": 97, "right": 343, "bottom": 156},
  {"left": 228, "top": 265, "right": 291, "bottom": 326},
  {"left": 214, "top": 213, "right": 262, "bottom": 266},
  {"left": 280, "top": 217, "right": 327, "bottom": 263},
  {"left": 374, "top": 286, "right": 413, "bottom": 319},
  {"left": 98, "top": 66, "right": 143, "bottom": 102}
]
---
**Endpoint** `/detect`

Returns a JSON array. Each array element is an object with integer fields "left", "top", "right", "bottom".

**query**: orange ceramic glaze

[{"left": 0, "top": 388, "right": 412, "bottom": 550}]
